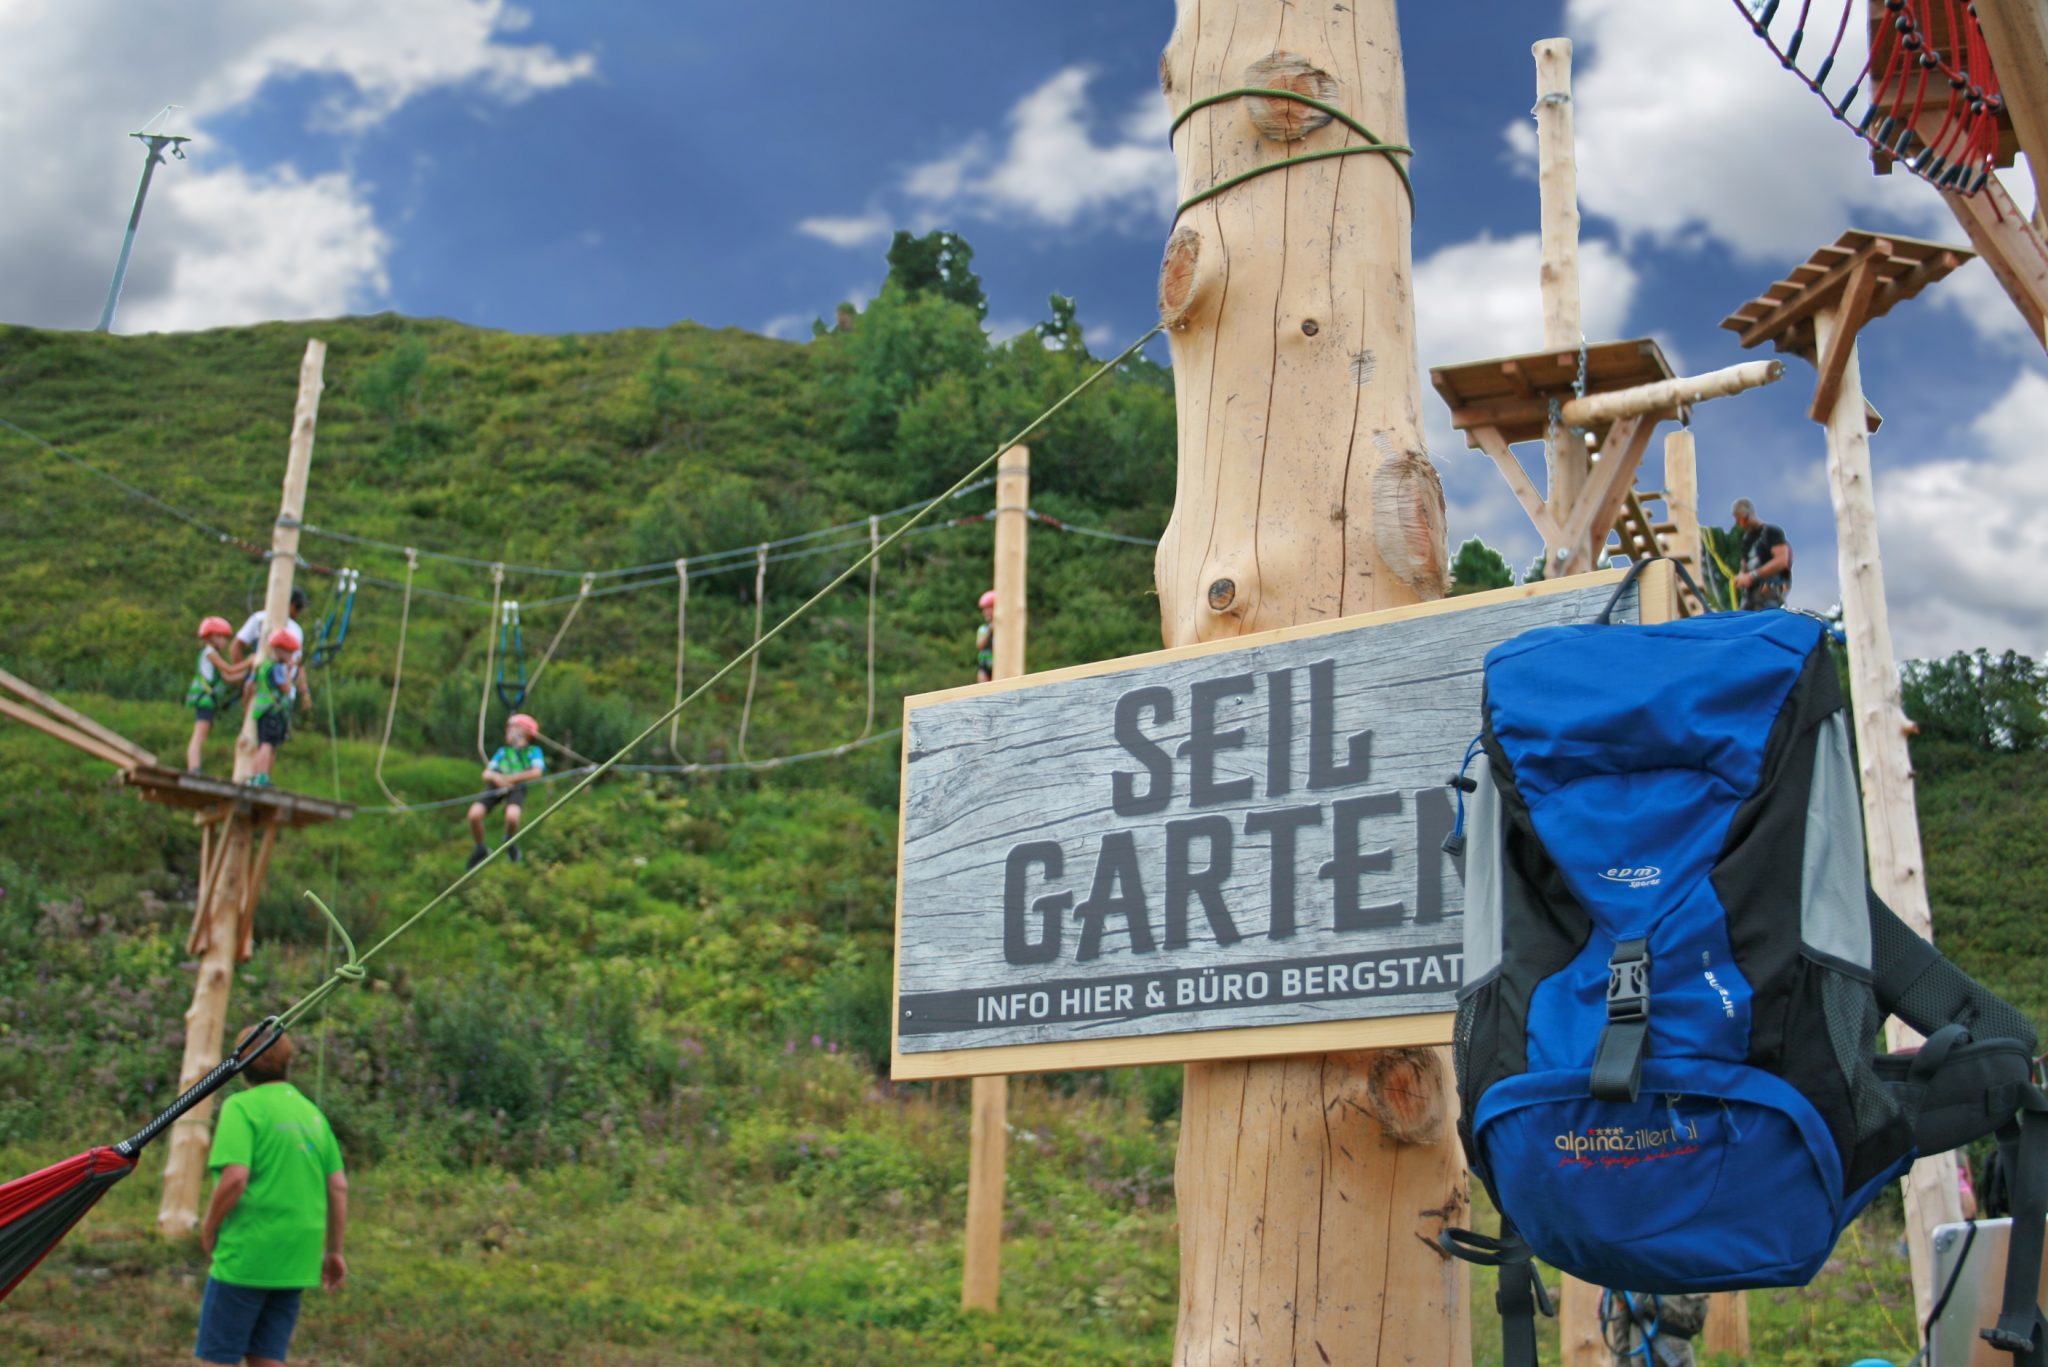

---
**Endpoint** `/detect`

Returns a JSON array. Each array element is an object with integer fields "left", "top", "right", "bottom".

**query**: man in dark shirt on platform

[{"left": 1731, "top": 498, "right": 1792, "bottom": 610}]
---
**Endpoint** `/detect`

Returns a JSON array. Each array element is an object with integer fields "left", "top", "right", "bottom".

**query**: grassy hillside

[{"left": 0, "top": 305, "right": 2042, "bottom": 1366}]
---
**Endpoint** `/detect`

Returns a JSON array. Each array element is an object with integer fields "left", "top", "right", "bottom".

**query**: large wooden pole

[
  {"left": 962, "top": 445, "right": 1028, "bottom": 1313},
  {"left": 1535, "top": 36, "right": 1590, "bottom": 555},
  {"left": 159, "top": 338, "right": 324, "bottom": 1235},
  {"left": 1157, "top": 6, "right": 1461, "bottom": 1363},
  {"left": 1973, "top": 0, "right": 2048, "bottom": 224},
  {"left": 1808, "top": 306, "right": 1958, "bottom": 1328}
]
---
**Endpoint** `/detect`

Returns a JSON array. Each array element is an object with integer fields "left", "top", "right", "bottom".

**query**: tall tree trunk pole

[
  {"left": 1809, "top": 306, "right": 1958, "bottom": 1330},
  {"left": 1156, "top": 5, "right": 1460, "bottom": 1363},
  {"left": 963, "top": 445, "right": 1028, "bottom": 1312},
  {"left": 159, "top": 339, "right": 325, "bottom": 1235},
  {"left": 1535, "top": 38, "right": 1592, "bottom": 571}
]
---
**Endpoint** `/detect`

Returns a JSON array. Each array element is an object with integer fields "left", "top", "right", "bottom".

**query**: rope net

[{"left": 1733, "top": 0, "right": 2007, "bottom": 194}]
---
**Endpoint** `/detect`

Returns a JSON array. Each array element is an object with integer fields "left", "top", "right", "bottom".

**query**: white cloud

[
  {"left": 1413, "top": 231, "right": 1643, "bottom": 568},
  {"left": 1877, "top": 368, "right": 2048, "bottom": 657},
  {"left": 796, "top": 214, "right": 893, "bottom": 249},
  {"left": 903, "top": 66, "right": 1175, "bottom": 230},
  {"left": 0, "top": 0, "right": 592, "bottom": 333},
  {"left": 759, "top": 313, "right": 813, "bottom": 341}
]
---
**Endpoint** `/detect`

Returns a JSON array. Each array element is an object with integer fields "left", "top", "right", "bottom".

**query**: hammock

[{"left": 0, "top": 1020, "right": 283, "bottom": 1303}]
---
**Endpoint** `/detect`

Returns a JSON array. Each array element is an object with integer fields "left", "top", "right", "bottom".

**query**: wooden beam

[
  {"left": 0, "top": 666, "right": 156, "bottom": 766},
  {"left": 1704, "top": 1291, "right": 1752, "bottom": 1364},
  {"left": 963, "top": 445, "right": 1028, "bottom": 1315},
  {"left": 0, "top": 696, "right": 139, "bottom": 771},
  {"left": 1469, "top": 425, "right": 1565, "bottom": 550},
  {"left": 1810, "top": 256, "right": 1880, "bottom": 422},
  {"left": 1973, "top": 0, "right": 2048, "bottom": 222},
  {"left": 1560, "top": 415, "right": 1654, "bottom": 566},
  {"left": 1810, "top": 303, "right": 1960, "bottom": 1333},
  {"left": 1737, "top": 238, "right": 1890, "bottom": 349},
  {"left": 1943, "top": 173, "right": 2048, "bottom": 344},
  {"left": 1559, "top": 1277, "right": 1604, "bottom": 1367},
  {"left": 1558, "top": 360, "right": 1784, "bottom": 428},
  {"left": 1663, "top": 429, "right": 1704, "bottom": 610},
  {"left": 1160, "top": 4, "right": 1465, "bottom": 1360},
  {"left": 238, "top": 815, "right": 281, "bottom": 964}
]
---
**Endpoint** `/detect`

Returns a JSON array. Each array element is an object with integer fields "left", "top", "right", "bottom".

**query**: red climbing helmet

[
  {"left": 196, "top": 616, "right": 232, "bottom": 639},
  {"left": 507, "top": 713, "right": 539, "bottom": 737},
  {"left": 978, "top": 590, "right": 997, "bottom": 610},
  {"left": 267, "top": 628, "right": 299, "bottom": 653}
]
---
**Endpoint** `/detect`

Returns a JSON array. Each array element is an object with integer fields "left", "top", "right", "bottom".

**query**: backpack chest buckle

[
  {"left": 1606, "top": 941, "right": 1650, "bottom": 1023},
  {"left": 1592, "top": 939, "right": 1652, "bottom": 1102}
]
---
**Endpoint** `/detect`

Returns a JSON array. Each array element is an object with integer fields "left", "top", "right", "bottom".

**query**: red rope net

[{"left": 1734, "top": 0, "right": 2007, "bottom": 194}]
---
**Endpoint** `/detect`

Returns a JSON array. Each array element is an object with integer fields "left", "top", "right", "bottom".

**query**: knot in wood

[
  {"left": 1243, "top": 53, "right": 1338, "bottom": 142},
  {"left": 1300, "top": 318, "right": 1319, "bottom": 337},
  {"left": 1206, "top": 578, "right": 1236, "bottom": 611}
]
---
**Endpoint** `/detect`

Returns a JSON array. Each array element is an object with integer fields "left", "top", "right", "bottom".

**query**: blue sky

[{"left": 3, "top": 0, "right": 2044, "bottom": 657}]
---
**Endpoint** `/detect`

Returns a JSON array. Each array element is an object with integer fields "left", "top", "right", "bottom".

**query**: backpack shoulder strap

[{"left": 1870, "top": 890, "right": 2039, "bottom": 1054}]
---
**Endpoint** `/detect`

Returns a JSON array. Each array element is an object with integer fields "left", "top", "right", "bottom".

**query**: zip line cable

[{"left": 271, "top": 324, "right": 1163, "bottom": 1032}]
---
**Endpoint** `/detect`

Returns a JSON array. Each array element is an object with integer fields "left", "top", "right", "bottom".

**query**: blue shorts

[{"left": 195, "top": 1278, "right": 302, "bottom": 1363}]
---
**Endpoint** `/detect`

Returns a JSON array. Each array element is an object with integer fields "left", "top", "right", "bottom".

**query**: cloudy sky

[{"left": 2, "top": 0, "right": 2042, "bottom": 658}]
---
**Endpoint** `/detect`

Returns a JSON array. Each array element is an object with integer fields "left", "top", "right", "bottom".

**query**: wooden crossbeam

[
  {"left": 0, "top": 667, "right": 156, "bottom": 766},
  {"left": 1943, "top": 172, "right": 2048, "bottom": 344},
  {"left": 1560, "top": 415, "right": 1656, "bottom": 563},
  {"left": 1559, "top": 360, "right": 1784, "bottom": 428},
  {"left": 1469, "top": 424, "right": 1566, "bottom": 549},
  {"left": 0, "top": 696, "right": 138, "bottom": 770},
  {"left": 1812, "top": 255, "right": 1881, "bottom": 421}
]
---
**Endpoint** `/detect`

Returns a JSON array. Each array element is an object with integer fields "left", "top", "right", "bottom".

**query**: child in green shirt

[{"left": 467, "top": 712, "right": 546, "bottom": 870}]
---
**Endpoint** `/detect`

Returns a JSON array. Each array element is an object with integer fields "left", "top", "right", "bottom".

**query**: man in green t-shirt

[{"left": 194, "top": 1025, "right": 347, "bottom": 1366}]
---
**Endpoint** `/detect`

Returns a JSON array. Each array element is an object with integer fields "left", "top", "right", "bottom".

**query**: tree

[
  {"left": 1448, "top": 537, "right": 1514, "bottom": 595},
  {"left": 1524, "top": 551, "right": 1547, "bottom": 584},
  {"left": 1035, "top": 293, "right": 1086, "bottom": 354},
  {"left": 884, "top": 230, "right": 987, "bottom": 320},
  {"left": 1902, "top": 649, "right": 2048, "bottom": 751}
]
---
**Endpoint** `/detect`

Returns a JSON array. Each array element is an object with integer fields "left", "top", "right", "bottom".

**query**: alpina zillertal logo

[
  {"left": 1554, "top": 1117, "right": 1701, "bottom": 1169},
  {"left": 1598, "top": 865, "right": 1662, "bottom": 889}
]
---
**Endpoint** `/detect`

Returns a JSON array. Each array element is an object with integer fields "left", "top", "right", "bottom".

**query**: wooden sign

[{"left": 890, "top": 566, "right": 1672, "bottom": 1079}]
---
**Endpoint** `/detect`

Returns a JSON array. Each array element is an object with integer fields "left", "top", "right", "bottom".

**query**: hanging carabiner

[
  {"left": 306, "top": 568, "right": 359, "bottom": 669},
  {"left": 494, "top": 599, "right": 527, "bottom": 710}
]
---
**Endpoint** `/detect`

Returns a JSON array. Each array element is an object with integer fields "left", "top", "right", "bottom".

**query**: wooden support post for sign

[
  {"left": 1809, "top": 303, "right": 1960, "bottom": 1325},
  {"left": 1704, "top": 1289, "right": 1752, "bottom": 1363},
  {"left": 963, "top": 445, "right": 1027, "bottom": 1314},
  {"left": 158, "top": 338, "right": 324, "bottom": 1236},
  {"left": 1157, "top": 3, "right": 1462, "bottom": 1362}
]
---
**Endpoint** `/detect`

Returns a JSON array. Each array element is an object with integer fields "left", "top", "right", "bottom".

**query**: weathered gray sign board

[{"left": 891, "top": 566, "right": 1673, "bottom": 1079}]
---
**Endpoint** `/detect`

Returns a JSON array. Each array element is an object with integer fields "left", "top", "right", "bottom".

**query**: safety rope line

[
  {"left": 668, "top": 559, "right": 689, "bottom": 761},
  {"left": 271, "top": 323, "right": 1163, "bottom": 1032},
  {"left": 736, "top": 544, "right": 769, "bottom": 763},
  {"left": 1170, "top": 86, "right": 1414, "bottom": 217},
  {"left": 859, "top": 517, "right": 879, "bottom": 744},
  {"left": 522, "top": 572, "right": 592, "bottom": 696},
  {"left": 371, "top": 549, "right": 418, "bottom": 809},
  {"left": 476, "top": 564, "right": 504, "bottom": 763}
]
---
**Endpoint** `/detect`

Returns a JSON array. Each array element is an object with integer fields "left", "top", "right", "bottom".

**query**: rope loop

[{"left": 1170, "top": 86, "right": 1414, "bottom": 219}]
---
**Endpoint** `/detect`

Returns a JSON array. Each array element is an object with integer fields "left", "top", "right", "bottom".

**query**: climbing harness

[{"left": 305, "top": 568, "right": 359, "bottom": 669}]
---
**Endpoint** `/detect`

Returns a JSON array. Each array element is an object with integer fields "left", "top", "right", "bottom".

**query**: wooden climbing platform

[
  {"left": 0, "top": 665, "right": 352, "bottom": 828},
  {"left": 123, "top": 765, "right": 353, "bottom": 828},
  {"left": 1720, "top": 228, "right": 1972, "bottom": 420},
  {"left": 1429, "top": 337, "right": 1676, "bottom": 447}
]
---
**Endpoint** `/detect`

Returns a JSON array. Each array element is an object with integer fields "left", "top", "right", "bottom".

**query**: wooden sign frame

[{"left": 890, "top": 564, "right": 1675, "bottom": 1080}]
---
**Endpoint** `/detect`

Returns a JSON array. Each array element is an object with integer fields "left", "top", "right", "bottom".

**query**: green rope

[
  {"left": 272, "top": 324, "right": 1166, "bottom": 1035},
  {"left": 1170, "top": 86, "right": 1413, "bottom": 218}
]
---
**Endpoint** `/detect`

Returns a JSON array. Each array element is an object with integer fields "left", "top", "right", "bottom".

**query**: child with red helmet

[
  {"left": 466, "top": 713, "right": 545, "bottom": 870},
  {"left": 185, "top": 616, "right": 252, "bottom": 773},
  {"left": 246, "top": 627, "right": 302, "bottom": 788},
  {"left": 975, "top": 589, "right": 997, "bottom": 683}
]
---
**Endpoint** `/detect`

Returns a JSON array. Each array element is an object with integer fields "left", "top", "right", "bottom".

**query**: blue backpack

[{"left": 1440, "top": 563, "right": 2048, "bottom": 1367}]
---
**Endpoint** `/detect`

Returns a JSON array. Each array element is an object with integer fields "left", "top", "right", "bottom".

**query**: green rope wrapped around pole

[{"left": 1170, "top": 85, "right": 1414, "bottom": 218}]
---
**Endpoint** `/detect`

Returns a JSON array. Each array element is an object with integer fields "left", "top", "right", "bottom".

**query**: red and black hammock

[{"left": 0, "top": 1019, "right": 282, "bottom": 1303}]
